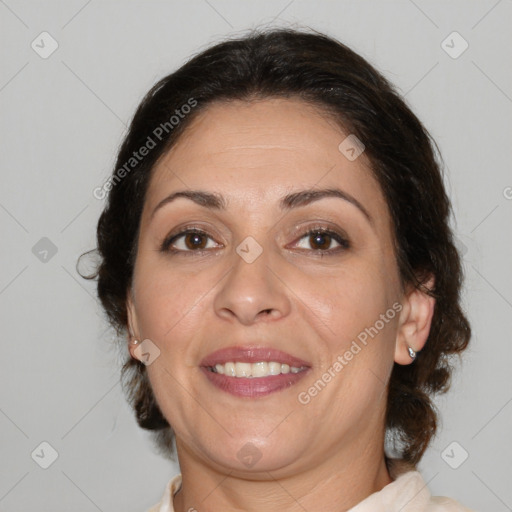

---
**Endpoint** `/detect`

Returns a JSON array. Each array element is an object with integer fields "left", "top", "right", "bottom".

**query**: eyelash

[{"left": 160, "top": 226, "right": 350, "bottom": 256}]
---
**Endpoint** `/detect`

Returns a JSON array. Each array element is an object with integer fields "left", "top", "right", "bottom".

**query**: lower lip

[{"left": 200, "top": 367, "right": 309, "bottom": 398}]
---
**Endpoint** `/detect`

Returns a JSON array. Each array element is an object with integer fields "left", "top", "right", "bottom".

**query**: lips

[
  {"left": 200, "top": 346, "right": 311, "bottom": 398},
  {"left": 200, "top": 346, "right": 310, "bottom": 368}
]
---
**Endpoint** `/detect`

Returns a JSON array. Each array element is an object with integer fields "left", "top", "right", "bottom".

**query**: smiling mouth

[
  {"left": 200, "top": 346, "right": 311, "bottom": 398},
  {"left": 207, "top": 361, "right": 306, "bottom": 378}
]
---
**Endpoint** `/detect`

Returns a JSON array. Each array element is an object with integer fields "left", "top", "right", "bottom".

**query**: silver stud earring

[
  {"left": 408, "top": 346, "right": 416, "bottom": 359},
  {"left": 131, "top": 339, "right": 140, "bottom": 346}
]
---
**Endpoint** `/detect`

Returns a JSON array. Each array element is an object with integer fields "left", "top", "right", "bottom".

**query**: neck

[{"left": 172, "top": 438, "right": 393, "bottom": 512}]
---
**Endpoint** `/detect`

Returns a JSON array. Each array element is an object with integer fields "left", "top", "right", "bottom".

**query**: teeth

[
  {"left": 268, "top": 362, "right": 281, "bottom": 375},
  {"left": 235, "top": 362, "right": 251, "bottom": 377},
  {"left": 225, "top": 362, "right": 236, "bottom": 377},
  {"left": 210, "top": 361, "right": 304, "bottom": 378},
  {"left": 252, "top": 361, "right": 268, "bottom": 377}
]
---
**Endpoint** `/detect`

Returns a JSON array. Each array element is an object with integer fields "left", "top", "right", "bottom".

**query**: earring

[
  {"left": 130, "top": 339, "right": 141, "bottom": 362},
  {"left": 408, "top": 346, "right": 416, "bottom": 359}
]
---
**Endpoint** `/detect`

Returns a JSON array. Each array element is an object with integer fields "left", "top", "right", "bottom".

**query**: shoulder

[
  {"left": 387, "top": 459, "right": 476, "bottom": 512},
  {"left": 144, "top": 474, "right": 182, "bottom": 512}
]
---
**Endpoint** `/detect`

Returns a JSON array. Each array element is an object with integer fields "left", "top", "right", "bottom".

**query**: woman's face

[{"left": 128, "top": 98, "right": 406, "bottom": 476}]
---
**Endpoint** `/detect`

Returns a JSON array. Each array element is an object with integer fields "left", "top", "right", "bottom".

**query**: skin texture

[{"left": 127, "top": 98, "right": 435, "bottom": 512}]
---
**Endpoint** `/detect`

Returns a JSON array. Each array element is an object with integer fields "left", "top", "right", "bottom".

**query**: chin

[{"left": 197, "top": 433, "right": 308, "bottom": 476}]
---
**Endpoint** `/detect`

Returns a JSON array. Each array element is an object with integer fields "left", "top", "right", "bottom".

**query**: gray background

[{"left": 1, "top": 1, "right": 511, "bottom": 510}]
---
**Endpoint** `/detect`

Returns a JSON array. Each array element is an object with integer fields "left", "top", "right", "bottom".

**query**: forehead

[{"left": 145, "top": 98, "right": 388, "bottom": 221}]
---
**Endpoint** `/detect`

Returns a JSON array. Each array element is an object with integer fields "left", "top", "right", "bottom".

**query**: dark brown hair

[{"left": 80, "top": 28, "right": 471, "bottom": 465}]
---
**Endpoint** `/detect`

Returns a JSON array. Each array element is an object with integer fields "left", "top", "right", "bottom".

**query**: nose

[{"left": 213, "top": 246, "right": 292, "bottom": 326}]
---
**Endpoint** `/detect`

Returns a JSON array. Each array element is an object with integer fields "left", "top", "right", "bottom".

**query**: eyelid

[{"left": 288, "top": 220, "right": 350, "bottom": 241}]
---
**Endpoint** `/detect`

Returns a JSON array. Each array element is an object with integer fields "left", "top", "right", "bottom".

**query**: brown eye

[
  {"left": 294, "top": 229, "right": 349, "bottom": 253},
  {"left": 161, "top": 229, "right": 220, "bottom": 253},
  {"left": 183, "top": 232, "right": 208, "bottom": 250},
  {"left": 309, "top": 232, "right": 333, "bottom": 251}
]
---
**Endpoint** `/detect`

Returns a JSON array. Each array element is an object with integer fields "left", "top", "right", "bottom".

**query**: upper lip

[{"left": 200, "top": 346, "right": 311, "bottom": 368}]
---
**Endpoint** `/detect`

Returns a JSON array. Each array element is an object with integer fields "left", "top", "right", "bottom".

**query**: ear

[
  {"left": 126, "top": 289, "right": 140, "bottom": 360},
  {"left": 394, "top": 276, "right": 436, "bottom": 365}
]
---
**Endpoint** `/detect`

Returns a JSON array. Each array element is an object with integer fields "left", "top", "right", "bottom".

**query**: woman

[{"left": 82, "top": 28, "right": 473, "bottom": 511}]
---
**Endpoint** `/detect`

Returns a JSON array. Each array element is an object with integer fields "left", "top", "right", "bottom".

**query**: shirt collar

[{"left": 154, "top": 459, "right": 430, "bottom": 512}]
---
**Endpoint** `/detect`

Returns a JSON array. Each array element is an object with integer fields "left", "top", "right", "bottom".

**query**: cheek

[
  {"left": 132, "top": 264, "right": 213, "bottom": 426},
  {"left": 298, "top": 262, "right": 392, "bottom": 341},
  {"left": 297, "top": 260, "right": 399, "bottom": 401},
  {"left": 292, "top": 267, "right": 396, "bottom": 431},
  {"left": 132, "top": 262, "right": 213, "bottom": 350}
]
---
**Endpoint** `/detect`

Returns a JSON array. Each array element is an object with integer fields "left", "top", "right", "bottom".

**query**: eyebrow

[
  {"left": 151, "top": 188, "right": 373, "bottom": 224},
  {"left": 281, "top": 188, "right": 372, "bottom": 223}
]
